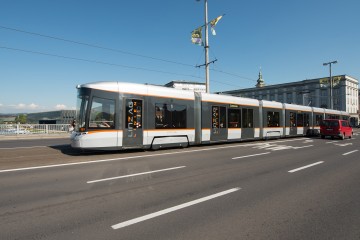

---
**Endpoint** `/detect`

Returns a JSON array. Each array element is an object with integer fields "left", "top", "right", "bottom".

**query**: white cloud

[
  {"left": 55, "top": 104, "right": 67, "bottom": 110},
  {"left": 0, "top": 103, "right": 72, "bottom": 113},
  {"left": 11, "top": 103, "right": 40, "bottom": 110},
  {"left": 29, "top": 103, "right": 40, "bottom": 109},
  {"left": 15, "top": 103, "right": 26, "bottom": 109}
]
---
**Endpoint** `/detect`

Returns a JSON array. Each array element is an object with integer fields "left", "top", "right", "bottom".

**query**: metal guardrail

[{"left": 0, "top": 124, "right": 71, "bottom": 135}]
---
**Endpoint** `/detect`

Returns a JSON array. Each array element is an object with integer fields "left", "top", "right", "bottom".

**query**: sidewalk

[{"left": 0, "top": 133, "right": 70, "bottom": 141}]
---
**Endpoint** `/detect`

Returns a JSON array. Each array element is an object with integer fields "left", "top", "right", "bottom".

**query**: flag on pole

[
  {"left": 191, "top": 27, "right": 203, "bottom": 45},
  {"left": 210, "top": 15, "right": 223, "bottom": 35}
]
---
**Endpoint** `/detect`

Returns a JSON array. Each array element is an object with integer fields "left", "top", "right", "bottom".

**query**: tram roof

[
  {"left": 78, "top": 81, "right": 195, "bottom": 100},
  {"left": 201, "top": 92, "right": 260, "bottom": 106}
]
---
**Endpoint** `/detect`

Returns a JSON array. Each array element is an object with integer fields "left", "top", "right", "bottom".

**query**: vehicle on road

[
  {"left": 320, "top": 119, "right": 353, "bottom": 140},
  {"left": 71, "top": 82, "right": 351, "bottom": 150}
]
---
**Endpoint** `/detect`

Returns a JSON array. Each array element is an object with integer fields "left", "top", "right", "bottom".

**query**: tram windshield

[{"left": 75, "top": 91, "right": 89, "bottom": 131}]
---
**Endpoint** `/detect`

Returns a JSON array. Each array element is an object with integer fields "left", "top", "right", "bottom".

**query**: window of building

[
  {"left": 155, "top": 103, "right": 186, "bottom": 129},
  {"left": 286, "top": 93, "right": 292, "bottom": 103},
  {"left": 321, "top": 89, "right": 327, "bottom": 96},
  {"left": 296, "top": 94, "right": 302, "bottom": 105}
]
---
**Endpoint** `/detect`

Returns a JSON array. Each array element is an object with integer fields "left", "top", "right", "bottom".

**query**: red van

[{"left": 320, "top": 119, "right": 353, "bottom": 140}]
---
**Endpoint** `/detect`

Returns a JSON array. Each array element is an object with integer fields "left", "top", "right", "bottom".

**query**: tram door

[
  {"left": 289, "top": 112, "right": 297, "bottom": 135},
  {"left": 123, "top": 99, "right": 143, "bottom": 148},
  {"left": 211, "top": 106, "right": 228, "bottom": 141},
  {"left": 241, "top": 108, "right": 254, "bottom": 139},
  {"left": 303, "top": 113, "right": 310, "bottom": 134}
]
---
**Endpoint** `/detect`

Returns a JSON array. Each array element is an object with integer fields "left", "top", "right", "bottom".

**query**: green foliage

[{"left": 15, "top": 114, "right": 27, "bottom": 124}]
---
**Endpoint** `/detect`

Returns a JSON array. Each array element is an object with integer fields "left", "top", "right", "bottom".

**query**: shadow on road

[{"left": 48, "top": 144, "right": 146, "bottom": 156}]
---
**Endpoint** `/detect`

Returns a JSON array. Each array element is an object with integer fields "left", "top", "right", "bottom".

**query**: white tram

[{"left": 70, "top": 82, "right": 350, "bottom": 150}]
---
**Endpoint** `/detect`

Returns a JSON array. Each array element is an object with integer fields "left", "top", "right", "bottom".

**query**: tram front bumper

[{"left": 70, "top": 131, "right": 85, "bottom": 148}]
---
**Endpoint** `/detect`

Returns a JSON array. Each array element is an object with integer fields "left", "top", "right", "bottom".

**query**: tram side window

[
  {"left": 242, "top": 108, "right": 253, "bottom": 128},
  {"left": 228, "top": 109, "right": 241, "bottom": 128},
  {"left": 267, "top": 111, "right": 280, "bottom": 127},
  {"left": 76, "top": 95, "right": 88, "bottom": 129},
  {"left": 89, "top": 97, "right": 115, "bottom": 128},
  {"left": 297, "top": 113, "right": 304, "bottom": 127},
  {"left": 315, "top": 114, "right": 323, "bottom": 126},
  {"left": 328, "top": 114, "right": 339, "bottom": 119},
  {"left": 155, "top": 103, "right": 186, "bottom": 129}
]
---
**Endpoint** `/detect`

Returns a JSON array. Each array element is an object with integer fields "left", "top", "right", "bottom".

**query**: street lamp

[
  {"left": 196, "top": 0, "right": 210, "bottom": 93},
  {"left": 323, "top": 60, "right": 337, "bottom": 109}
]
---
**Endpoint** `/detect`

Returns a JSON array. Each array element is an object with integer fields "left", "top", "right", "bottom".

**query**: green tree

[{"left": 15, "top": 114, "right": 27, "bottom": 124}]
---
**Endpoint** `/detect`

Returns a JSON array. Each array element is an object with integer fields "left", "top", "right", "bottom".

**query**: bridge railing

[{"left": 0, "top": 124, "right": 71, "bottom": 135}]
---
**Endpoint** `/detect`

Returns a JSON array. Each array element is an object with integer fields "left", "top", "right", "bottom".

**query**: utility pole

[
  {"left": 204, "top": 0, "right": 210, "bottom": 93},
  {"left": 196, "top": 0, "right": 210, "bottom": 93},
  {"left": 323, "top": 60, "right": 337, "bottom": 109}
]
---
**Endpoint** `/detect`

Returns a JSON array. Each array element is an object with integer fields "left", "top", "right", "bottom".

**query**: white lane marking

[
  {"left": 87, "top": 166, "right": 186, "bottom": 184},
  {"left": 335, "top": 143, "right": 353, "bottom": 147},
  {"left": 292, "top": 145, "right": 314, "bottom": 149},
  {"left": 253, "top": 143, "right": 313, "bottom": 151},
  {"left": 111, "top": 187, "right": 241, "bottom": 230},
  {"left": 342, "top": 150, "right": 359, "bottom": 156},
  {"left": 0, "top": 138, "right": 307, "bottom": 173},
  {"left": 288, "top": 161, "right": 324, "bottom": 173},
  {"left": 232, "top": 152, "right": 271, "bottom": 159}
]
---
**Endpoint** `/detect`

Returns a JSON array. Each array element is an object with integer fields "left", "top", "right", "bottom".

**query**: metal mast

[
  {"left": 204, "top": 0, "right": 210, "bottom": 93},
  {"left": 323, "top": 60, "right": 337, "bottom": 109}
]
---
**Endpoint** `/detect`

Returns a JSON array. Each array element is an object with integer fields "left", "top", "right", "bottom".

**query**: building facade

[
  {"left": 220, "top": 74, "right": 359, "bottom": 125},
  {"left": 26, "top": 110, "right": 76, "bottom": 124}
]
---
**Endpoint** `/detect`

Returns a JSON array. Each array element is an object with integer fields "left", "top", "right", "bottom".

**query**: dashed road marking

[
  {"left": 87, "top": 166, "right": 186, "bottom": 184},
  {"left": 111, "top": 187, "right": 241, "bottom": 229},
  {"left": 288, "top": 161, "right": 324, "bottom": 173}
]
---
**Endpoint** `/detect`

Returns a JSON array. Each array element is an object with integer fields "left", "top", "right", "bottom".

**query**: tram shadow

[{"left": 49, "top": 144, "right": 146, "bottom": 156}]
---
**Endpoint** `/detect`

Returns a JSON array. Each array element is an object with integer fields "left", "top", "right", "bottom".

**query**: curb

[{"left": 0, "top": 134, "right": 70, "bottom": 141}]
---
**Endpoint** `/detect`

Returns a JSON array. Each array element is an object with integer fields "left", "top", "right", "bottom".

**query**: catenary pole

[{"left": 204, "top": 0, "right": 210, "bottom": 93}]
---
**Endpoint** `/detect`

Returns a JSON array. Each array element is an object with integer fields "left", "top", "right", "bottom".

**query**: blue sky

[{"left": 1, "top": 0, "right": 359, "bottom": 114}]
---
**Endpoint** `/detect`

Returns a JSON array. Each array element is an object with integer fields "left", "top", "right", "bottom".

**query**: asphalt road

[{"left": 0, "top": 131, "right": 359, "bottom": 240}]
